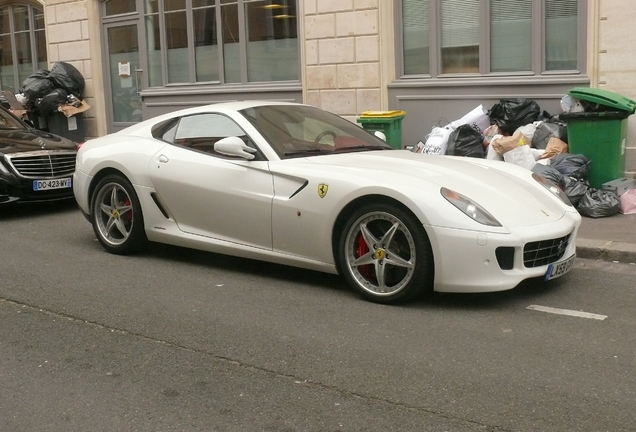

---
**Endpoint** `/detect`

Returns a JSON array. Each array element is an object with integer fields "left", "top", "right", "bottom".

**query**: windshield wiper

[
  {"left": 283, "top": 149, "right": 331, "bottom": 157},
  {"left": 334, "top": 145, "right": 392, "bottom": 153}
]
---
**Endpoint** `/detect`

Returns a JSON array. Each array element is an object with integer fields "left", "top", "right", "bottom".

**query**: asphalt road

[{"left": 2, "top": 201, "right": 636, "bottom": 432}]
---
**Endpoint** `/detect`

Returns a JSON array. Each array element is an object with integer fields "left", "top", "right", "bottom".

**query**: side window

[
  {"left": 172, "top": 113, "right": 251, "bottom": 156},
  {"left": 152, "top": 118, "right": 179, "bottom": 142}
]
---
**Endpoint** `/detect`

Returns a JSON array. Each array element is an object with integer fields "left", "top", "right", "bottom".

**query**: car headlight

[
  {"left": 532, "top": 173, "right": 572, "bottom": 207},
  {"left": 441, "top": 187, "right": 502, "bottom": 227}
]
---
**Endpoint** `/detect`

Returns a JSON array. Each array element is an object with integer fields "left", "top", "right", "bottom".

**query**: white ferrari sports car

[{"left": 74, "top": 101, "right": 580, "bottom": 304}]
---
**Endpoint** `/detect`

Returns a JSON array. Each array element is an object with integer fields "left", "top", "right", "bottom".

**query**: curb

[{"left": 576, "top": 239, "right": 636, "bottom": 264}]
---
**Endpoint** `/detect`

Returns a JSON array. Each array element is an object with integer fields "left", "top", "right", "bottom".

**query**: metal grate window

[
  {"left": 523, "top": 233, "right": 571, "bottom": 268},
  {"left": 6, "top": 151, "right": 76, "bottom": 178}
]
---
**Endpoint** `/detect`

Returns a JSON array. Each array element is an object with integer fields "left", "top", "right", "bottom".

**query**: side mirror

[
  {"left": 374, "top": 130, "right": 387, "bottom": 141},
  {"left": 214, "top": 136, "right": 257, "bottom": 160}
]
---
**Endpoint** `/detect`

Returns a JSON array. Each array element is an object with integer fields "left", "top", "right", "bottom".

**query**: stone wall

[
  {"left": 594, "top": 0, "right": 636, "bottom": 176},
  {"left": 44, "top": 0, "right": 104, "bottom": 138},
  {"left": 302, "top": 0, "right": 392, "bottom": 122}
]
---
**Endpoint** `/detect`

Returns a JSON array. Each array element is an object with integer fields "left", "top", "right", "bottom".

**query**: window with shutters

[
  {"left": 402, "top": 0, "right": 429, "bottom": 75},
  {"left": 545, "top": 0, "right": 578, "bottom": 71},
  {"left": 441, "top": 0, "right": 479, "bottom": 73},
  {"left": 400, "top": 0, "right": 583, "bottom": 77}
]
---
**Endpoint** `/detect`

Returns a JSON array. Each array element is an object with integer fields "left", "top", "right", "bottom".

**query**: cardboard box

[{"left": 602, "top": 177, "right": 636, "bottom": 196}]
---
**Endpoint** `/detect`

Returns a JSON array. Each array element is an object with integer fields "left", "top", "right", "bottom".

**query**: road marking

[{"left": 527, "top": 305, "right": 607, "bottom": 321}]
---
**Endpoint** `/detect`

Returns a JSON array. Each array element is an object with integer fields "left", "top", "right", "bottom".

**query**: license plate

[
  {"left": 33, "top": 178, "right": 72, "bottom": 191},
  {"left": 544, "top": 254, "right": 575, "bottom": 281}
]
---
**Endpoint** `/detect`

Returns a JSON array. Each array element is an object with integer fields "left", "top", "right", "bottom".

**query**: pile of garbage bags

[
  {"left": 413, "top": 97, "right": 621, "bottom": 218},
  {"left": 15, "top": 62, "right": 86, "bottom": 118}
]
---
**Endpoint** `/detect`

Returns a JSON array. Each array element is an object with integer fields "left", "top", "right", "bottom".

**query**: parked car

[
  {"left": 73, "top": 101, "right": 581, "bottom": 304},
  {"left": 0, "top": 106, "right": 78, "bottom": 205}
]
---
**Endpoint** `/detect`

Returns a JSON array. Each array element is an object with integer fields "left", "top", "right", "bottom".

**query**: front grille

[
  {"left": 6, "top": 151, "right": 76, "bottom": 178},
  {"left": 523, "top": 233, "right": 571, "bottom": 268}
]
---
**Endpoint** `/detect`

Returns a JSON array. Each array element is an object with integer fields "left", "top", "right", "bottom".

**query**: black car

[{"left": 0, "top": 106, "right": 78, "bottom": 205}]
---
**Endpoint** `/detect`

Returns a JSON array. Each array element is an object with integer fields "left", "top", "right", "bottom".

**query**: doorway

[{"left": 103, "top": 21, "right": 143, "bottom": 133}]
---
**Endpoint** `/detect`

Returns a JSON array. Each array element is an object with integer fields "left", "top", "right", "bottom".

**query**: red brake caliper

[
  {"left": 356, "top": 233, "right": 372, "bottom": 278},
  {"left": 124, "top": 199, "right": 132, "bottom": 221}
]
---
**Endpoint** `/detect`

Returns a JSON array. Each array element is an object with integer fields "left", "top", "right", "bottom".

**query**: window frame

[
  {"left": 0, "top": 2, "right": 48, "bottom": 93},
  {"left": 138, "top": 0, "right": 300, "bottom": 87},
  {"left": 396, "top": 0, "right": 587, "bottom": 80}
]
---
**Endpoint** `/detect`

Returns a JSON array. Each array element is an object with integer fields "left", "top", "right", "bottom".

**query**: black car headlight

[
  {"left": 532, "top": 173, "right": 573, "bottom": 207},
  {"left": 441, "top": 187, "right": 502, "bottom": 227}
]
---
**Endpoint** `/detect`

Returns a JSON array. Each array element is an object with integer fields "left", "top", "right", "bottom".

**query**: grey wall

[{"left": 388, "top": 77, "right": 590, "bottom": 148}]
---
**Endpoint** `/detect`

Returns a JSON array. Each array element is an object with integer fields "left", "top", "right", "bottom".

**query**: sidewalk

[{"left": 576, "top": 212, "right": 636, "bottom": 264}]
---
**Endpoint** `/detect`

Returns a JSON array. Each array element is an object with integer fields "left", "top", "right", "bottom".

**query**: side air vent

[{"left": 150, "top": 192, "right": 170, "bottom": 219}]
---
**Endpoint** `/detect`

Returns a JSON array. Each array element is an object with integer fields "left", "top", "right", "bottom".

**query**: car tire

[
  {"left": 338, "top": 203, "right": 434, "bottom": 304},
  {"left": 91, "top": 174, "right": 147, "bottom": 255}
]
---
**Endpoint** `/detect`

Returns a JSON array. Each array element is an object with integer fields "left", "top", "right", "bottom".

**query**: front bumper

[
  {"left": 72, "top": 169, "right": 92, "bottom": 216},
  {"left": 427, "top": 211, "right": 581, "bottom": 293},
  {"left": 0, "top": 173, "right": 75, "bottom": 205}
]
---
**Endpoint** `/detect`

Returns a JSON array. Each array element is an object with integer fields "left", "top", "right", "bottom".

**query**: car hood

[
  {"left": 306, "top": 150, "right": 570, "bottom": 227},
  {"left": 0, "top": 128, "right": 77, "bottom": 153}
]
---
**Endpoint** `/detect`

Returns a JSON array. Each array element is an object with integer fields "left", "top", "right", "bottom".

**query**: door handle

[
  {"left": 158, "top": 155, "right": 169, "bottom": 163},
  {"left": 134, "top": 68, "right": 143, "bottom": 95}
]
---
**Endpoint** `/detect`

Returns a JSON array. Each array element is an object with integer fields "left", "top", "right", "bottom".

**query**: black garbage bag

[
  {"left": 564, "top": 176, "right": 589, "bottom": 207},
  {"left": 551, "top": 154, "right": 591, "bottom": 180},
  {"left": 578, "top": 189, "right": 620, "bottom": 218},
  {"left": 488, "top": 98, "right": 542, "bottom": 135},
  {"left": 19, "top": 69, "right": 54, "bottom": 106},
  {"left": 35, "top": 88, "right": 69, "bottom": 116},
  {"left": 531, "top": 163, "right": 566, "bottom": 190},
  {"left": 532, "top": 121, "right": 568, "bottom": 149},
  {"left": 445, "top": 124, "right": 485, "bottom": 158},
  {"left": 48, "top": 62, "right": 85, "bottom": 97}
]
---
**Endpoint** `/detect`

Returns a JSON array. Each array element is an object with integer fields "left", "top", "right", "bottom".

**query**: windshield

[
  {"left": 0, "top": 108, "right": 26, "bottom": 130},
  {"left": 240, "top": 105, "right": 393, "bottom": 159}
]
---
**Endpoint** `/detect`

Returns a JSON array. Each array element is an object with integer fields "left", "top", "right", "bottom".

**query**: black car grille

[
  {"left": 523, "top": 233, "right": 572, "bottom": 268},
  {"left": 6, "top": 151, "right": 76, "bottom": 178}
]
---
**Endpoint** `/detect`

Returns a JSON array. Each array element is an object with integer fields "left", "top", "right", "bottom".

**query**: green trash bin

[
  {"left": 561, "top": 87, "right": 636, "bottom": 189},
  {"left": 356, "top": 110, "right": 406, "bottom": 149}
]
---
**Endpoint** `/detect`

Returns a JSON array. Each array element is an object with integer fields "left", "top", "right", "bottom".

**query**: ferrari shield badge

[{"left": 318, "top": 183, "right": 328, "bottom": 198}]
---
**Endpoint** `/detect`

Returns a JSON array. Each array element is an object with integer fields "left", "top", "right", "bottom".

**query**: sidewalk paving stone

[{"left": 576, "top": 213, "right": 636, "bottom": 264}]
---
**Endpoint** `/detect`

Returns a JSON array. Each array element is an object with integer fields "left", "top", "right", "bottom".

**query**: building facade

[{"left": 3, "top": 0, "right": 635, "bottom": 174}]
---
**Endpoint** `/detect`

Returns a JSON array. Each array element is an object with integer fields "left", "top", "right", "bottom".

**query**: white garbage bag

[
  {"left": 449, "top": 105, "right": 490, "bottom": 132},
  {"left": 503, "top": 145, "right": 536, "bottom": 170},
  {"left": 419, "top": 125, "right": 454, "bottom": 155}
]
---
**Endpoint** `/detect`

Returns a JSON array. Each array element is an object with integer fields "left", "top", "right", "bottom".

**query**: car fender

[
  {"left": 76, "top": 136, "right": 167, "bottom": 202},
  {"left": 267, "top": 160, "right": 501, "bottom": 266}
]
